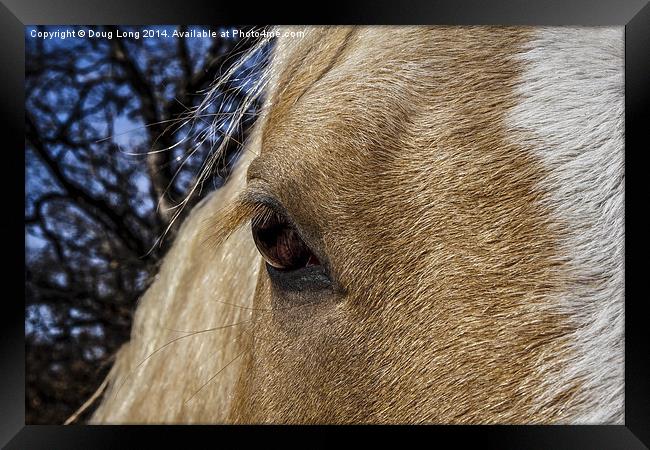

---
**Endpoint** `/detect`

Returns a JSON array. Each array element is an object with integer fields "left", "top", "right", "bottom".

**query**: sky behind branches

[{"left": 24, "top": 24, "right": 271, "bottom": 423}]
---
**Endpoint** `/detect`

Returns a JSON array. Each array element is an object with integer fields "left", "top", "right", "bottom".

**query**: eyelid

[{"left": 242, "top": 179, "right": 282, "bottom": 212}]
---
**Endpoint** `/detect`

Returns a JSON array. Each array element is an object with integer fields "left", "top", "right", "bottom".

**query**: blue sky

[{"left": 25, "top": 25, "right": 270, "bottom": 341}]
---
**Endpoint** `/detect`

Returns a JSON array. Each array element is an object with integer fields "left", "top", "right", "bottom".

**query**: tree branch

[{"left": 26, "top": 112, "right": 148, "bottom": 258}]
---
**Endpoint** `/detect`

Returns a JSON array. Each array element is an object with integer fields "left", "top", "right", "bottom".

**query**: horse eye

[{"left": 251, "top": 211, "right": 320, "bottom": 271}]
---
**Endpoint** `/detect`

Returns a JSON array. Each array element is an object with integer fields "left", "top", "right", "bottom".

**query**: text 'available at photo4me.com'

[{"left": 27, "top": 27, "right": 307, "bottom": 42}]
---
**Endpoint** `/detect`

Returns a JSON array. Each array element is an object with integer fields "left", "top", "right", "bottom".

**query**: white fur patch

[{"left": 507, "top": 27, "right": 625, "bottom": 423}]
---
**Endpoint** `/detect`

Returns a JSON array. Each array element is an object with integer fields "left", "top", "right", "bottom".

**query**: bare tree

[{"left": 25, "top": 25, "right": 269, "bottom": 424}]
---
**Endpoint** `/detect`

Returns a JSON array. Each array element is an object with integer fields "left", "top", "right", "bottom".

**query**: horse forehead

[
  {"left": 254, "top": 27, "right": 528, "bottom": 188},
  {"left": 255, "top": 33, "right": 432, "bottom": 174}
]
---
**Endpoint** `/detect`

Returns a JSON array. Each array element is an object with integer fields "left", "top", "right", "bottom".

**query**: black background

[{"left": 2, "top": 0, "right": 648, "bottom": 447}]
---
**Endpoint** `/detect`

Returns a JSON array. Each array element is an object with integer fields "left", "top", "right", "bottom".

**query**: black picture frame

[{"left": 4, "top": 0, "right": 648, "bottom": 447}]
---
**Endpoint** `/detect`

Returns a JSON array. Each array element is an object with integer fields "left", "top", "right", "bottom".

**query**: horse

[{"left": 88, "top": 26, "right": 624, "bottom": 424}]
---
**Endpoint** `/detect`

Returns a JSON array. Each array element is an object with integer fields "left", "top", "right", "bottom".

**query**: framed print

[{"left": 3, "top": 0, "right": 649, "bottom": 447}]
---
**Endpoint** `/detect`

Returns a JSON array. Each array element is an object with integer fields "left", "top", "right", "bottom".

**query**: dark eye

[{"left": 251, "top": 210, "right": 320, "bottom": 271}]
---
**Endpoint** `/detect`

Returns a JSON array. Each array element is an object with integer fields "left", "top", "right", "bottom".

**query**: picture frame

[{"left": 4, "top": 0, "right": 648, "bottom": 447}]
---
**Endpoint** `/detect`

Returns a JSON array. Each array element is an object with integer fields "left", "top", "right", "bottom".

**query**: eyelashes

[{"left": 202, "top": 185, "right": 324, "bottom": 275}]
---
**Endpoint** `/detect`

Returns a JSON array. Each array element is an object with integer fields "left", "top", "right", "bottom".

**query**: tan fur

[{"left": 91, "top": 26, "right": 623, "bottom": 424}]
